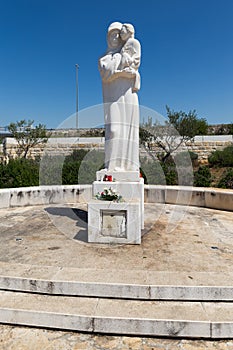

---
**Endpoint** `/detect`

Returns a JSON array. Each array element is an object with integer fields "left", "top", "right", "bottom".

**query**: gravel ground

[{"left": 0, "top": 325, "right": 233, "bottom": 350}]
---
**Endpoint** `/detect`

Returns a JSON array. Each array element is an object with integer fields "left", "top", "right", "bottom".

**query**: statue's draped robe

[{"left": 99, "top": 45, "right": 140, "bottom": 172}]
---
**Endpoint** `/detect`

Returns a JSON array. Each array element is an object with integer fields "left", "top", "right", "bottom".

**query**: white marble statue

[{"left": 99, "top": 22, "right": 141, "bottom": 172}]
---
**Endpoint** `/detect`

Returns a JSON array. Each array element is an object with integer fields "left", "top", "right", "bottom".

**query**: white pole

[{"left": 75, "top": 64, "right": 79, "bottom": 129}]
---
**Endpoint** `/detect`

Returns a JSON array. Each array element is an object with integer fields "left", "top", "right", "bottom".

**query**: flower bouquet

[{"left": 95, "top": 187, "right": 123, "bottom": 202}]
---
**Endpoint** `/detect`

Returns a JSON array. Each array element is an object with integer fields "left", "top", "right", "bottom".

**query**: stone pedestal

[
  {"left": 88, "top": 171, "right": 144, "bottom": 245},
  {"left": 88, "top": 200, "right": 141, "bottom": 244},
  {"left": 92, "top": 179, "right": 144, "bottom": 229},
  {"left": 96, "top": 170, "right": 140, "bottom": 182}
]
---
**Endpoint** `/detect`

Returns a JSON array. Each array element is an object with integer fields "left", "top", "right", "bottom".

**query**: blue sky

[{"left": 0, "top": 0, "right": 233, "bottom": 129}]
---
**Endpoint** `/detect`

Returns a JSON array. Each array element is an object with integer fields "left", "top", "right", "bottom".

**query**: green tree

[
  {"left": 8, "top": 119, "right": 48, "bottom": 158},
  {"left": 166, "top": 106, "right": 208, "bottom": 137},
  {"left": 140, "top": 106, "right": 208, "bottom": 163}
]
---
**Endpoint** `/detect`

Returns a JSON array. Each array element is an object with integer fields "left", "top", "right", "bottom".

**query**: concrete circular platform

[
  {"left": 0, "top": 202, "right": 232, "bottom": 338},
  {"left": 0, "top": 203, "right": 232, "bottom": 274}
]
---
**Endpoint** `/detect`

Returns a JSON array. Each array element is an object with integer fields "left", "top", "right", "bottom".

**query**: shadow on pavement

[{"left": 45, "top": 207, "right": 88, "bottom": 243}]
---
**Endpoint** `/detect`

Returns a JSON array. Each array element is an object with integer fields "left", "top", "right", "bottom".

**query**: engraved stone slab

[
  {"left": 101, "top": 210, "right": 127, "bottom": 238},
  {"left": 88, "top": 200, "right": 141, "bottom": 244}
]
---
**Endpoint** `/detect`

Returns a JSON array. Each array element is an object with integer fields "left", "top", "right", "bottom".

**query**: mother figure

[{"left": 99, "top": 22, "right": 141, "bottom": 172}]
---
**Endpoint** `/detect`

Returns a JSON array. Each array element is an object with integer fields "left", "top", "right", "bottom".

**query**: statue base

[
  {"left": 88, "top": 200, "right": 141, "bottom": 244},
  {"left": 96, "top": 170, "right": 140, "bottom": 182},
  {"left": 87, "top": 170, "right": 144, "bottom": 245},
  {"left": 92, "top": 179, "right": 144, "bottom": 229}
]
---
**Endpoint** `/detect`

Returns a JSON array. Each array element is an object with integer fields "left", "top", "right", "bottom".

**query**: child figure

[{"left": 118, "top": 23, "right": 141, "bottom": 91}]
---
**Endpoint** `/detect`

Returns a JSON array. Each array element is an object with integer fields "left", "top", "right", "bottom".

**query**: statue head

[
  {"left": 108, "top": 21, "right": 122, "bottom": 33},
  {"left": 120, "top": 23, "right": 135, "bottom": 41},
  {"left": 107, "top": 21, "right": 123, "bottom": 50}
]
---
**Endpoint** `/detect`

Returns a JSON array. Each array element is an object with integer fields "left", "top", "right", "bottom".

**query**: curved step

[
  {"left": 0, "top": 263, "right": 232, "bottom": 301},
  {"left": 0, "top": 290, "right": 232, "bottom": 338}
]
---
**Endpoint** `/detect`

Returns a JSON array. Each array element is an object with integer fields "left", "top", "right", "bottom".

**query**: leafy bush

[
  {"left": 0, "top": 149, "right": 101, "bottom": 188},
  {"left": 140, "top": 159, "right": 166, "bottom": 185},
  {"left": 140, "top": 157, "right": 178, "bottom": 185},
  {"left": 39, "top": 155, "right": 65, "bottom": 185},
  {"left": 0, "top": 158, "right": 39, "bottom": 188},
  {"left": 61, "top": 150, "right": 89, "bottom": 185},
  {"left": 217, "top": 168, "right": 233, "bottom": 189},
  {"left": 62, "top": 161, "right": 81, "bottom": 185},
  {"left": 63, "top": 149, "right": 104, "bottom": 185},
  {"left": 208, "top": 146, "right": 233, "bottom": 167},
  {"left": 64, "top": 149, "right": 89, "bottom": 162},
  {"left": 162, "top": 163, "right": 178, "bottom": 185},
  {"left": 174, "top": 151, "right": 198, "bottom": 166},
  {"left": 194, "top": 166, "right": 212, "bottom": 187}
]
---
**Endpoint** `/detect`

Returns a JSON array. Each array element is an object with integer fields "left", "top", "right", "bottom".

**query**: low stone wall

[
  {"left": 0, "top": 185, "right": 92, "bottom": 209},
  {"left": 3, "top": 137, "right": 104, "bottom": 159},
  {"left": 144, "top": 185, "right": 233, "bottom": 212},
  {"left": 145, "top": 135, "right": 233, "bottom": 164},
  {"left": 186, "top": 135, "right": 233, "bottom": 163},
  {"left": 3, "top": 136, "right": 232, "bottom": 164},
  {"left": 0, "top": 185, "right": 232, "bottom": 212}
]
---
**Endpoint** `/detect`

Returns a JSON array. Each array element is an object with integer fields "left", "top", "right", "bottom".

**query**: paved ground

[
  {"left": 0, "top": 203, "right": 232, "bottom": 273},
  {"left": 0, "top": 203, "right": 233, "bottom": 348}
]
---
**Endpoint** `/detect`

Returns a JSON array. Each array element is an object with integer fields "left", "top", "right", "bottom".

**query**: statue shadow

[{"left": 45, "top": 207, "right": 88, "bottom": 243}]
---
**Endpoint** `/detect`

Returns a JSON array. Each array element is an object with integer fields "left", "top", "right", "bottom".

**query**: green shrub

[
  {"left": 140, "top": 158, "right": 166, "bottom": 185},
  {"left": 64, "top": 149, "right": 89, "bottom": 162},
  {"left": 217, "top": 168, "right": 233, "bottom": 189},
  {"left": 39, "top": 155, "right": 64, "bottom": 185},
  {"left": 140, "top": 157, "right": 178, "bottom": 185},
  {"left": 62, "top": 161, "right": 81, "bottom": 185},
  {"left": 162, "top": 163, "right": 178, "bottom": 185},
  {"left": 62, "top": 150, "right": 89, "bottom": 185},
  {"left": 174, "top": 151, "right": 198, "bottom": 167},
  {"left": 208, "top": 146, "right": 233, "bottom": 167},
  {"left": 0, "top": 158, "right": 39, "bottom": 188},
  {"left": 194, "top": 166, "right": 212, "bottom": 187},
  {"left": 70, "top": 149, "right": 104, "bottom": 184},
  {"left": 0, "top": 150, "right": 101, "bottom": 188}
]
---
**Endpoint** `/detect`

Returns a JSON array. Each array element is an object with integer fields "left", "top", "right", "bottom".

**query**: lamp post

[{"left": 75, "top": 64, "right": 79, "bottom": 129}]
